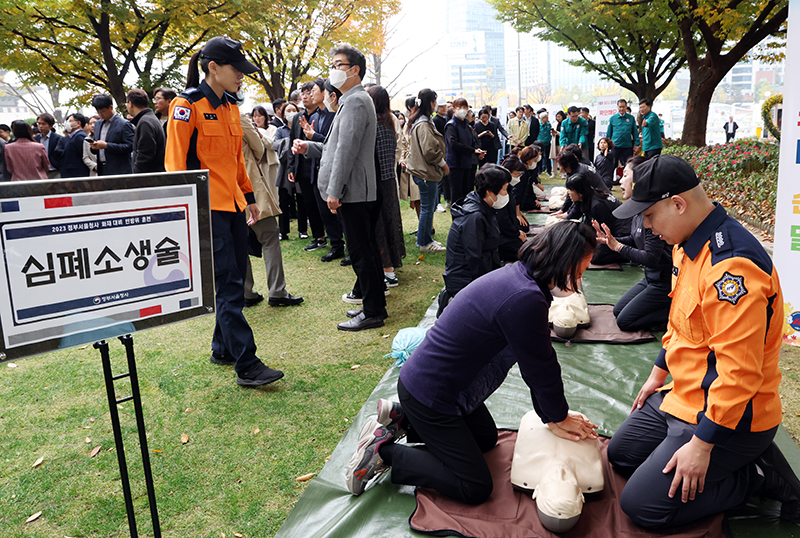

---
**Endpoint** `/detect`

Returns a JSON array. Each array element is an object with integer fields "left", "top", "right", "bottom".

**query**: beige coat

[
  {"left": 241, "top": 115, "right": 281, "bottom": 218},
  {"left": 406, "top": 116, "right": 446, "bottom": 182},
  {"left": 396, "top": 127, "right": 420, "bottom": 201}
]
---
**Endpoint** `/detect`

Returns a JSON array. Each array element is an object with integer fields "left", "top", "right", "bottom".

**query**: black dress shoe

[
  {"left": 244, "top": 293, "right": 264, "bottom": 307},
  {"left": 755, "top": 441, "right": 800, "bottom": 521},
  {"left": 268, "top": 294, "right": 304, "bottom": 307},
  {"left": 337, "top": 312, "right": 385, "bottom": 331},
  {"left": 346, "top": 308, "right": 388, "bottom": 320},
  {"left": 304, "top": 238, "right": 328, "bottom": 251},
  {"left": 340, "top": 255, "right": 352, "bottom": 266},
  {"left": 236, "top": 362, "right": 284, "bottom": 386},
  {"left": 210, "top": 352, "right": 236, "bottom": 365},
  {"left": 321, "top": 248, "right": 345, "bottom": 262}
]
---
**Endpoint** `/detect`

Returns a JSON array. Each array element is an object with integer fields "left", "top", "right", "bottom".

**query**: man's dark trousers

[
  {"left": 616, "top": 146, "right": 633, "bottom": 168},
  {"left": 314, "top": 181, "right": 345, "bottom": 250},
  {"left": 339, "top": 199, "right": 386, "bottom": 318},
  {"left": 210, "top": 210, "right": 260, "bottom": 374}
]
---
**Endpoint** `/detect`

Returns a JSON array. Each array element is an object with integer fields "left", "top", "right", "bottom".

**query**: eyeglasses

[{"left": 330, "top": 62, "right": 352, "bottom": 70}]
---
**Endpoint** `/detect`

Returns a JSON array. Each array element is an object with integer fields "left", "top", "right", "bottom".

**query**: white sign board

[
  {"left": 0, "top": 172, "right": 213, "bottom": 360},
  {"left": 595, "top": 94, "right": 620, "bottom": 146},
  {"left": 774, "top": 0, "right": 800, "bottom": 345}
]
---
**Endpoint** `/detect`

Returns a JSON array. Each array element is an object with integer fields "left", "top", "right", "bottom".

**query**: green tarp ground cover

[{"left": 275, "top": 225, "right": 800, "bottom": 538}]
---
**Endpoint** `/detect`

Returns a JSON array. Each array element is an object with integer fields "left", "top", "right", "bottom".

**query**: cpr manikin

[
  {"left": 548, "top": 283, "right": 590, "bottom": 339},
  {"left": 510, "top": 411, "right": 604, "bottom": 533}
]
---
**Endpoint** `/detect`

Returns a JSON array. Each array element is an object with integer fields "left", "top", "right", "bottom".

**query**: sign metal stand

[{"left": 95, "top": 335, "right": 161, "bottom": 538}]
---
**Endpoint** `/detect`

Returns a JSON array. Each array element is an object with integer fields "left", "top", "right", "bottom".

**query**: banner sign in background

[
  {"left": 0, "top": 171, "right": 213, "bottom": 360},
  {"left": 595, "top": 94, "right": 620, "bottom": 148},
  {"left": 774, "top": 0, "right": 800, "bottom": 345}
]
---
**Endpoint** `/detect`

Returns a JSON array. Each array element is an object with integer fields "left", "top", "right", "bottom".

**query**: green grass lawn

[
  {"left": 0, "top": 203, "right": 451, "bottom": 538},
  {"left": 2, "top": 184, "right": 799, "bottom": 538}
]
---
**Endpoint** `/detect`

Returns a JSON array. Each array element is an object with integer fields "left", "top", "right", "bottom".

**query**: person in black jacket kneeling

[{"left": 437, "top": 164, "right": 507, "bottom": 316}]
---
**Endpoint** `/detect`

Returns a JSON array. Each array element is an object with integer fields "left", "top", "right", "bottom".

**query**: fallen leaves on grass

[
  {"left": 26, "top": 511, "right": 42, "bottom": 523},
  {"left": 85, "top": 437, "right": 91, "bottom": 444},
  {"left": 350, "top": 364, "right": 360, "bottom": 370},
  {"left": 7, "top": 362, "right": 17, "bottom": 368},
  {"left": 234, "top": 533, "right": 244, "bottom": 538},
  {"left": 89, "top": 446, "right": 102, "bottom": 457},
  {"left": 296, "top": 473, "right": 315, "bottom": 482},
  {"left": 252, "top": 427, "right": 261, "bottom": 435},
  {"left": 32, "top": 456, "right": 44, "bottom": 468},
  {"left": 181, "top": 433, "right": 190, "bottom": 444}
]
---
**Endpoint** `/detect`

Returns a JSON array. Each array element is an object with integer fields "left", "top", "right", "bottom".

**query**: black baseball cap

[
  {"left": 613, "top": 155, "right": 700, "bottom": 219},
  {"left": 201, "top": 36, "right": 258, "bottom": 75}
]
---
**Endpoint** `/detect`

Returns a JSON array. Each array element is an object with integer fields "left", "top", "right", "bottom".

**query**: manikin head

[{"left": 533, "top": 461, "right": 584, "bottom": 533}]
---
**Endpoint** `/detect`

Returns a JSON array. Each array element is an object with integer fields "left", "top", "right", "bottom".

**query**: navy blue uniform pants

[
  {"left": 339, "top": 200, "right": 386, "bottom": 319},
  {"left": 210, "top": 210, "right": 259, "bottom": 373},
  {"left": 608, "top": 391, "right": 774, "bottom": 529}
]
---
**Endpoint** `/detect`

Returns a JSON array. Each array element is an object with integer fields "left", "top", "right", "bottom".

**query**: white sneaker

[
  {"left": 420, "top": 241, "right": 446, "bottom": 253},
  {"left": 435, "top": 203, "right": 446, "bottom": 213}
]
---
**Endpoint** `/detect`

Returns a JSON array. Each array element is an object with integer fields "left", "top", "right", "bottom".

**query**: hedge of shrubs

[{"left": 663, "top": 138, "right": 778, "bottom": 233}]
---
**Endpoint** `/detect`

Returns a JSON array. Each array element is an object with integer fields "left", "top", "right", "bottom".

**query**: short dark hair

[
  {"left": 475, "top": 164, "right": 510, "bottom": 197},
  {"left": 0, "top": 124, "right": 9, "bottom": 132},
  {"left": 515, "top": 106, "right": 525, "bottom": 113},
  {"left": 501, "top": 155, "right": 527, "bottom": 173},
  {"left": 566, "top": 143, "right": 583, "bottom": 162},
  {"left": 405, "top": 96, "right": 416, "bottom": 111},
  {"left": 37, "top": 113, "right": 55, "bottom": 126},
  {"left": 452, "top": 97, "right": 469, "bottom": 108},
  {"left": 154, "top": 87, "right": 177, "bottom": 101},
  {"left": 626, "top": 155, "right": 648, "bottom": 169},
  {"left": 312, "top": 78, "right": 326, "bottom": 93},
  {"left": 524, "top": 104, "right": 533, "bottom": 112},
  {"left": 491, "top": 107, "right": 497, "bottom": 115},
  {"left": 92, "top": 94, "right": 114, "bottom": 110},
  {"left": 126, "top": 88, "right": 149, "bottom": 109},
  {"left": 67, "top": 112, "right": 88, "bottom": 127},
  {"left": 301, "top": 81, "right": 315, "bottom": 93},
  {"left": 567, "top": 106, "right": 579, "bottom": 115},
  {"left": 478, "top": 107, "right": 490, "bottom": 118},
  {"left": 556, "top": 149, "right": 579, "bottom": 171},
  {"left": 330, "top": 43, "right": 367, "bottom": 80},
  {"left": 518, "top": 220, "right": 597, "bottom": 293},
  {"left": 323, "top": 80, "right": 342, "bottom": 101},
  {"left": 639, "top": 98, "right": 652, "bottom": 107},
  {"left": 598, "top": 136, "right": 614, "bottom": 149},
  {"left": 580, "top": 107, "right": 590, "bottom": 114},
  {"left": 617, "top": 99, "right": 627, "bottom": 106},
  {"left": 11, "top": 119, "right": 34, "bottom": 141}
]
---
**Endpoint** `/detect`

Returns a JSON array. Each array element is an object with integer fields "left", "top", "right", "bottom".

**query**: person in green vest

[
  {"left": 559, "top": 106, "right": 588, "bottom": 150},
  {"left": 639, "top": 98, "right": 662, "bottom": 158},
  {"left": 606, "top": 98, "right": 638, "bottom": 168}
]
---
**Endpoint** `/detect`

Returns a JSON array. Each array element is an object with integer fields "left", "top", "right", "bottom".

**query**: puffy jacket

[
  {"left": 443, "top": 191, "right": 501, "bottom": 295},
  {"left": 407, "top": 116, "right": 446, "bottom": 182}
]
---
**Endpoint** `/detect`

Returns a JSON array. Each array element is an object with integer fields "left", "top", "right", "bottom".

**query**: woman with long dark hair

[
  {"left": 564, "top": 171, "right": 631, "bottom": 265},
  {"left": 474, "top": 107, "right": 499, "bottom": 166},
  {"left": 345, "top": 220, "right": 599, "bottom": 502},
  {"left": 367, "top": 85, "right": 406, "bottom": 288},
  {"left": 497, "top": 155, "right": 530, "bottom": 262},
  {"left": 406, "top": 88, "right": 449, "bottom": 253},
  {"left": 4, "top": 120, "right": 49, "bottom": 181},
  {"left": 165, "top": 36, "right": 284, "bottom": 387}
]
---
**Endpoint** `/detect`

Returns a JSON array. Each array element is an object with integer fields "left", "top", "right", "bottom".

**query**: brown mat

[
  {"left": 410, "top": 431, "right": 724, "bottom": 538},
  {"left": 587, "top": 262, "right": 623, "bottom": 271},
  {"left": 526, "top": 207, "right": 551, "bottom": 214},
  {"left": 549, "top": 304, "right": 656, "bottom": 344}
]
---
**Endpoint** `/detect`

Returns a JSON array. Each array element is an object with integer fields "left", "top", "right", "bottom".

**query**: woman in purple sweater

[{"left": 345, "top": 221, "right": 600, "bottom": 503}]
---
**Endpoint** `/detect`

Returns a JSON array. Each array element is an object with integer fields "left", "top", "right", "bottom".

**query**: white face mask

[
  {"left": 285, "top": 112, "right": 297, "bottom": 125},
  {"left": 329, "top": 67, "right": 355, "bottom": 89},
  {"left": 527, "top": 163, "right": 536, "bottom": 170},
  {"left": 492, "top": 193, "right": 509, "bottom": 209},
  {"left": 455, "top": 108, "right": 468, "bottom": 120},
  {"left": 510, "top": 175, "right": 521, "bottom": 186}
]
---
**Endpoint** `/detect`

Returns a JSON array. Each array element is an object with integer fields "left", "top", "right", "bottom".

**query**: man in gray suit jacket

[{"left": 293, "top": 44, "right": 385, "bottom": 331}]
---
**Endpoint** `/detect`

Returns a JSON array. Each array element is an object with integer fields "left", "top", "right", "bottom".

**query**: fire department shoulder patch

[{"left": 714, "top": 272, "right": 747, "bottom": 305}]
